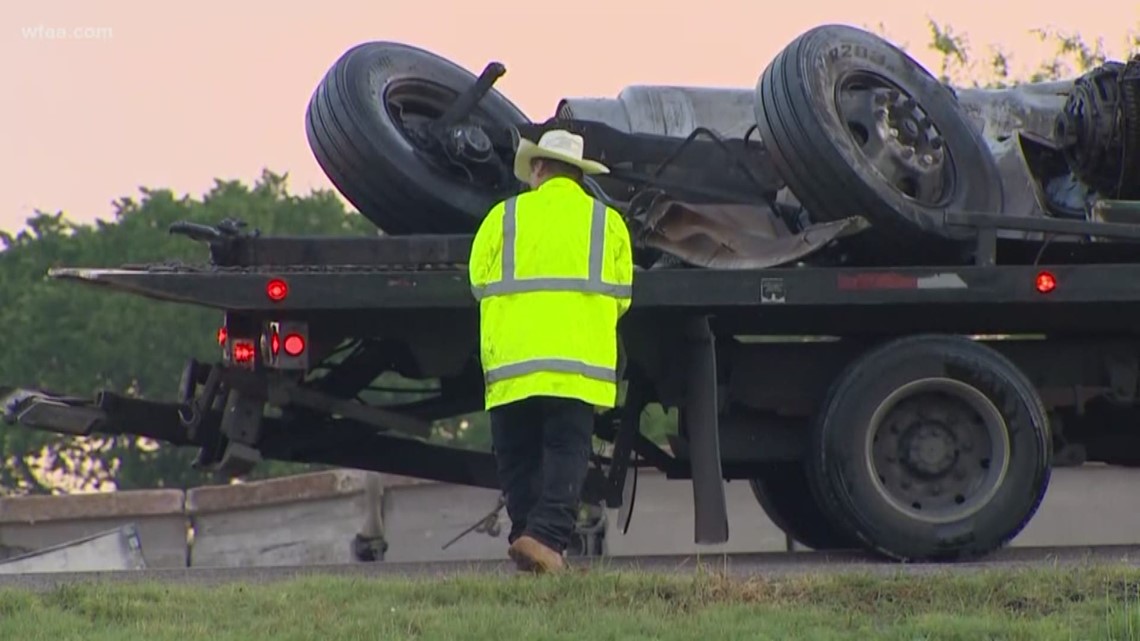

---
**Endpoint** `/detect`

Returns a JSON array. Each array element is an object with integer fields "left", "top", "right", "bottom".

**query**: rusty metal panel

[{"left": 631, "top": 194, "right": 869, "bottom": 269}]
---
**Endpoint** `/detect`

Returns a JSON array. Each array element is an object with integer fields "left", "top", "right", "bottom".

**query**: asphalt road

[{"left": 2, "top": 545, "right": 1140, "bottom": 591}]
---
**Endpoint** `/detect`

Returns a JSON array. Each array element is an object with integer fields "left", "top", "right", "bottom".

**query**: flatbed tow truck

[{"left": 5, "top": 24, "right": 1140, "bottom": 562}]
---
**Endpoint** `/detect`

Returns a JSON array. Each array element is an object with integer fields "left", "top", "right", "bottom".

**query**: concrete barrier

[
  {"left": 186, "top": 469, "right": 380, "bottom": 568},
  {"left": 0, "top": 489, "right": 186, "bottom": 568},
  {"left": 1011, "top": 465, "right": 1140, "bottom": 547},
  {"left": 1, "top": 463, "right": 1138, "bottom": 572},
  {"left": 381, "top": 482, "right": 511, "bottom": 562},
  {"left": 177, "top": 464, "right": 1140, "bottom": 562},
  {"left": 375, "top": 465, "right": 1140, "bottom": 558}
]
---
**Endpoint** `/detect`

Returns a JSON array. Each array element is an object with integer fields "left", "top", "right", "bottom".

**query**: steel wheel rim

[
  {"left": 833, "top": 72, "right": 959, "bottom": 207},
  {"left": 862, "top": 377, "right": 1011, "bottom": 524}
]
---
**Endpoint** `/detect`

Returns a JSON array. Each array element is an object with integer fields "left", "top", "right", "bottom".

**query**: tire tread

[{"left": 806, "top": 334, "right": 1052, "bottom": 561}]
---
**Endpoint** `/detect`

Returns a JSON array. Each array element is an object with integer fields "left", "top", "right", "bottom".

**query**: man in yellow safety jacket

[{"left": 469, "top": 129, "right": 633, "bottom": 573}]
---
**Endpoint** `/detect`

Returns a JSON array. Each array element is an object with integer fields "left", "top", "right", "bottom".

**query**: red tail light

[
  {"left": 1035, "top": 271, "right": 1056, "bottom": 294},
  {"left": 259, "top": 320, "right": 309, "bottom": 371},
  {"left": 232, "top": 340, "right": 256, "bottom": 363},
  {"left": 266, "top": 278, "right": 288, "bottom": 302},
  {"left": 284, "top": 333, "right": 306, "bottom": 356}
]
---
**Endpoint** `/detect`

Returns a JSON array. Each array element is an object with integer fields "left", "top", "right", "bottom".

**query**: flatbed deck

[
  {"left": 58, "top": 208, "right": 1140, "bottom": 331},
  {"left": 50, "top": 258, "right": 1140, "bottom": 335}
]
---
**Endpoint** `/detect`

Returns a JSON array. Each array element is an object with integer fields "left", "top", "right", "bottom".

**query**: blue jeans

[{"left": 490, "top": 396, "right": 594, "bottom": 553}]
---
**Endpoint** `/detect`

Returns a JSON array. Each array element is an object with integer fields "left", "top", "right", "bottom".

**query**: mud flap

[{"left": 682, "top": 315, "right": 729, "bottom": 545}]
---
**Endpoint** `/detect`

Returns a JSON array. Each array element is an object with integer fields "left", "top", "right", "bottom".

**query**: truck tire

[
  {"left": 753, "top": 25, "right": 1004, "bottom": 261},
  {"left": 748, "top": 462, "right": 859, "bottom": 550},
  {"left": 806, "top": 334, "right": 1051, "bottom": 561},
  {"left": 305, "top": 42, "right": 529, "bottom": 235}
]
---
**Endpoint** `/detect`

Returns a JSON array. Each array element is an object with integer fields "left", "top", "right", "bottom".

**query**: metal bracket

[
  {"left": 974, "top": 225, "right": 997, "bottom": 267},
  {"left": 215, "top": 441, "right": 262, "bottom": 478},
  {"left": 209, "top": 388, "right": 265, "bottom": 478},
  {"left": 178, "top": 361, "right": 224, "bottom": 440}
]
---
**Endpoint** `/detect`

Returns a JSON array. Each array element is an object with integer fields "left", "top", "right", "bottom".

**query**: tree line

[{"left": 0, "top": 22, "right": 1136, "bottom": 495}]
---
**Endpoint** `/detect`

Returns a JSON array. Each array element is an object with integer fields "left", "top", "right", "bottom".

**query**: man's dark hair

[{"left": 535, "top": 158, "right": 584, "bottom": 182}]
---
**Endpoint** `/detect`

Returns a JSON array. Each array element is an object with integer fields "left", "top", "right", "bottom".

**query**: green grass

[{"left": 5, "top": 564, "right": 1140, "bottom": 640}]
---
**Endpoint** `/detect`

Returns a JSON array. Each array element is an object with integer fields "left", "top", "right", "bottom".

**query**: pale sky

[{"left": 3, "top": 1, "right": 1137, "bottom": 236}]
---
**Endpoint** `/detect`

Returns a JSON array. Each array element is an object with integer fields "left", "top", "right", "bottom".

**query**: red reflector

[
  {"left": 271, "top": 332, "right": 280, "bottom": 355},
  {"left": 266, "top": 278, "right": 288, "bottom": 302},
  {"left": 1035, "top": 271, "right": 1056, "bottom": 294},
  {"left": 217, "top": 327, "right": 227, "bottom": 345},
  {"left": 283, "top": 333, "right": 306, "bottom": 356},
  {"left": 232, "top": 340, "right": 256, "bottom": 363}
]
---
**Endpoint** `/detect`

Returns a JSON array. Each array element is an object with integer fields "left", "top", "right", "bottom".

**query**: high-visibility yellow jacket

[{"left": 468, "top": 177, "right": 634, "bottom": 410}]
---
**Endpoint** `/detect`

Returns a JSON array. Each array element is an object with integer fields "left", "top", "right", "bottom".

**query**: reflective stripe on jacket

[{"left": 468, "top": 177, "right": 634, "bottom": 410}]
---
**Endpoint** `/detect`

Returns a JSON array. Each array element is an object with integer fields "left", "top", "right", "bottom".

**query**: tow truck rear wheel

[
  {"left": 305, "top": 42, "right": 529, "bottom": 235},
  {"left": 754, "top": 24, "right": 1004, "bottom": 262},
  {"left": 806, "top": 334, "right": 1051, "bottom": 561}
]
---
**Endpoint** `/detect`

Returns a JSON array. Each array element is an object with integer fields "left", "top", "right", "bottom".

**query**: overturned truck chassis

[{"left": 309, "top": 36, "right": 1140, "bottom": 268}]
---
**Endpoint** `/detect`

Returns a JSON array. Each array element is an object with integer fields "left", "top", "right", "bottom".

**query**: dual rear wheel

[{"left": 751, "top": 334, "right": 1052, "bottom": 561}]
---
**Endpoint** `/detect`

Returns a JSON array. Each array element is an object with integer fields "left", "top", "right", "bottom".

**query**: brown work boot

[{"left": 508, "top": 535, "right": 565, "bottom": 573}]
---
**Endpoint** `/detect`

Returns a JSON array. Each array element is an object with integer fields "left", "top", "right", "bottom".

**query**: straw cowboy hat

[{"left": 513, "top": 129, "right": 609, "bottom": 184}]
